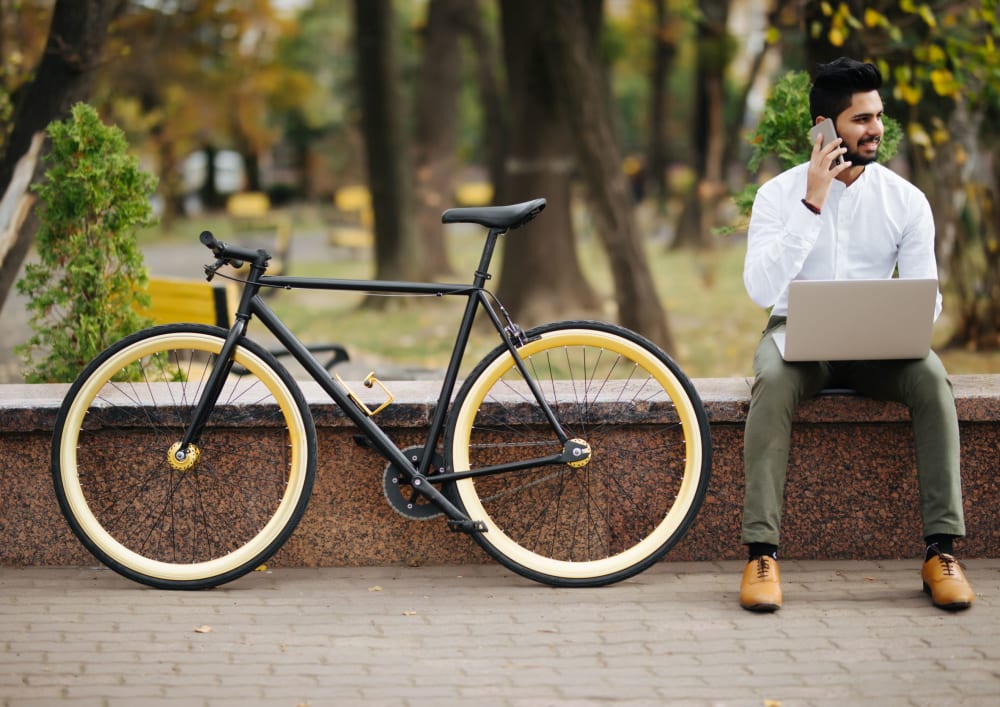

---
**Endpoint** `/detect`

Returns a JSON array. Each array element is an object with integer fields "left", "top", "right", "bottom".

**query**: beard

[{"left": 844, "top": 136, "right": 881, "bottom": 166}]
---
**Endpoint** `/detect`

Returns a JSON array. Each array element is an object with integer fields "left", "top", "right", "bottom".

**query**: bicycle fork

[{"left": 170, "top": 317, "right": 249, "bottom": 470}]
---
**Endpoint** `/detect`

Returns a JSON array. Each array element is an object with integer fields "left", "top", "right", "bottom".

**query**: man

[{"left": 739, "top": 57, "right": 974, "bottom": 613}]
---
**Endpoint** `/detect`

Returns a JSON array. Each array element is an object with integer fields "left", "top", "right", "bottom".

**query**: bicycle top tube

[{"left": 200, "top": 198, "right": 547, "bottom": 294}]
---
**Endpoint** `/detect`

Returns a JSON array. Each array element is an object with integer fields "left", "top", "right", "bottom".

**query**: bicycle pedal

[{"left": 447, "top": 519, "right": 488, "bottom": 534}]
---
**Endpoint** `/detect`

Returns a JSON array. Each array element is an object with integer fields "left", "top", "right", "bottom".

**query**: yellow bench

[
  {"left": 329, "top": 185, "right": 374, "bottom": 251},
  {"left": 138, "top": 276, "right": 350, "bottom": 372},
  {"left": 454, "top": 181, "right": 493, "bottom": 207},
  {"left": 226, "top": 192, "right": 291, "bottom": 275},
  {"left": 140, "top": 276, "right": 239, "bottom": 327}
]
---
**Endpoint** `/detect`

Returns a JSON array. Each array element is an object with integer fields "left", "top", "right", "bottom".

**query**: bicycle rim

[
  {"left": 52, "top": 325, "right": 316, "bottom": 589},
  {"left": 447, "top": 322, "right": 710, "bottom": 586}
]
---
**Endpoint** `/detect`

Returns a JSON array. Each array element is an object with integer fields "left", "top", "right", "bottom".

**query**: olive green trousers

[{"left": 741, "top": 317, "right": 966, "bottom": 547}]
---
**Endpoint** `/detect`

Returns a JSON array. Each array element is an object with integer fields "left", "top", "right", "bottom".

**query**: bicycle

[{"left": 51, "top": 197, "right": 712, "bottom": 590}]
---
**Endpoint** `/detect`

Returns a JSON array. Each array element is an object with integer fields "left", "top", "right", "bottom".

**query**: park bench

[
  {"left": 139, "top": 275, "right": 350, "bottom": 373},
  {"left": 454, "top": 181, "right": 493, "bottom": 207},
  {"left": 329, "top": 185, "right": 374, "bottom": 252},
  {"left": 326, "top": 182, "right": 494, "bottom": 254},
  {"left": 226, "top": 191, "right": 292, "bottom": 275}
]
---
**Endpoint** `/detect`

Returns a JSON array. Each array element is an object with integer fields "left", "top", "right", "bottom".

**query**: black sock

[
  {"left": 924, "top": 534, "right": 955, "bottom": 559},
  {"left": 747, "top": 543, "right": 778, "bottom": 561}
]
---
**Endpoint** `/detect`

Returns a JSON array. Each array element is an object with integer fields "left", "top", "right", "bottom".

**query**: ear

[{"left": 814, "top": 116, "right": 828, "bottom": 126}]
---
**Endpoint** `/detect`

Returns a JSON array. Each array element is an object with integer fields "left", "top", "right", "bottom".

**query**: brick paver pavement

[{"left": 1, "top": 559, "right": 998, "bottom": 706}]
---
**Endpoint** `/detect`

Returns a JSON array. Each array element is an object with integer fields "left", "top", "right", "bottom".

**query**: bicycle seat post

[{"left": 473, "top": 227, "right": 504, "bottom": 288}]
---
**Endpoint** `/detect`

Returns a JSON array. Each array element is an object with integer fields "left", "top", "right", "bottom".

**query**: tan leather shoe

[
  {"left": 740, "top": 556, "right": 782, "bottom": 612},
  {"left": 922, "top": 553, "right": 974, "bottom": 611}
]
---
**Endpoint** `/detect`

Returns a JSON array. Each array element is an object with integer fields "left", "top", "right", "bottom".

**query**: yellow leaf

[
  {"left": 765, "top": 26, "right": 781, "bottom": 45},
  {"left": 864, "top": 8, "right": 885, "bottom": 27},
  {"left": 930, "top": 68, "right": 958, "bottom": 96},
  {"left": 907, "top": 122, "right": 931, "bottom": 147},
  {"left": 919, "top": 4, "right": 937, "bottom": 28},
  {"left": 897, "top": 83, "right": 922, "bottom": 105},
  {"left": 900, "top": 0, "right": 916, "bottom": 12},
  {"left": 829, "top": 27, "right": 846, "bottom": 47},
  {"left": 368, "top": 585, "right": 383, "bottom": 592},
  {"left": 820, "top": 1, "right": 833, "bottom": 16},
  {"left": 194, "top": 625, "right": 213, "bottom": 634}
]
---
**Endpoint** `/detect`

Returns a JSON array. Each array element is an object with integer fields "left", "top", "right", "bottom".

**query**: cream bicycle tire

[
  {"left": 51, "top": 324, "right": 317, "bottom": 589},
  {"left": 446, "top": 321, "right": 710, "bottom": 587}
]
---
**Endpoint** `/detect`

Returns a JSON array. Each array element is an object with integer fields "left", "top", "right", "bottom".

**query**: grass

[{"left": 148, "top": 203, "right": 1000, "bottom": 381}]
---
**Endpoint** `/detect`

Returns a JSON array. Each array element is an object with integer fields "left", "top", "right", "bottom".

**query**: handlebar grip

[{"left": 200, "top": 230, "right": 220, "bottom": 250}]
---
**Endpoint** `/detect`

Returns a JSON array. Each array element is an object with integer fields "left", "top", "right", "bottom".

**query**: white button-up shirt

[{"left": 744, "top": 162, "right": 942, "bottom": 320}]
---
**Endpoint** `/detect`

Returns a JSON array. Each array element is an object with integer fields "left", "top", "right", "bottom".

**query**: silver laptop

[{"left": 772, "top": 278, "right": 937, "bottom": 361}]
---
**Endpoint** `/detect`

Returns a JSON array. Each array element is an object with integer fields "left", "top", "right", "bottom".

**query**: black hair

[{"left": 808, "top": 57, "right": 882, "bottom": 121}]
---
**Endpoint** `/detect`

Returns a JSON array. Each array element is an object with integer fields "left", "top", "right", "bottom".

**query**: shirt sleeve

[
  {"left": 896, "top": 188, "right": 943, "bottom": 320},
  {"left": 743, "top": 175, "right": 823, "bottom": 309}
]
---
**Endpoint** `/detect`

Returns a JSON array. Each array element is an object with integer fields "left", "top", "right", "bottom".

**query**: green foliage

[
  {"left": 727, "top": 70, "right": 903, "bottom": 227},
  {"left": 15, "top": 103, "right": 158, "bottom": 383}
]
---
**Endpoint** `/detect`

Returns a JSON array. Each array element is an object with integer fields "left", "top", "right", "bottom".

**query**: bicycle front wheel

[
  {"left": 52, "top": 324, "right": 317, "bottom": 589},
  {"left": 445, "top": 321, "right": 710, "bottom": 587}
]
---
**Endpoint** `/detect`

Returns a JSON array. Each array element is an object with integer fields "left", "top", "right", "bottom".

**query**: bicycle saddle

[{"left": 441, "top": 197, "right": 546, "bottom": 230}]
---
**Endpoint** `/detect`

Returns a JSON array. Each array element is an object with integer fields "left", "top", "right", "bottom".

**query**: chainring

[{"left": 382, "top": 446, "right": 446, "bottom": 520}]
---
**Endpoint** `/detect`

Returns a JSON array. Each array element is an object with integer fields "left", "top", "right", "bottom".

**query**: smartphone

[{"left": 809, "top": 119, "right": 843, "bottom": 166}]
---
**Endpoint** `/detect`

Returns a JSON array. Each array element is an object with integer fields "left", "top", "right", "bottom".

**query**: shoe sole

[
  {"left": 922, "top": 582, "right": 972, "bottom": 611},
  {"left": 740, "top": 602, "right": 781, "bottom": 613}
]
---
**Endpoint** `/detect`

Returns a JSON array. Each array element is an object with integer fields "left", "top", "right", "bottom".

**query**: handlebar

[{"left": 200, "top": 230, "right": 270, "bottom": 278}]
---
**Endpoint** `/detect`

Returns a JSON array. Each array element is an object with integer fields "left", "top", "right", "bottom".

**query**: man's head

[{"left": 809, "top": 57, "right": 885, "bottom": 167}]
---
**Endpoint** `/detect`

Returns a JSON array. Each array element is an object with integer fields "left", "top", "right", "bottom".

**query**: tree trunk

[
  {"left": 495, "top": 0, "right": 602, "bottom": 328},
  {"left": 539, "top": 0, "right": 675, "bottom": 353},
  {"left": 674, "top": 0, "right": 729, "bottom": 252},
  {"left": 352, "top": 0, "right": 425, "bottom": 287},
  {"left": 413, "top": 0, "right": 470, "bottom": 276},
  {"left": 463, "top": 0, "right": 508, "bottom": 202},
  {"left": 647, "top": 0, "right": 679, "bottom": 206},
  {"left": 0, "top": 0, "right": 126, "bottom": 313}
]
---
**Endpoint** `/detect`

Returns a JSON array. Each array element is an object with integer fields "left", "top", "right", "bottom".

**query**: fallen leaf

[
  {"left": 402, "top": 610, "right": 417, "bottom": 616},
  {"left": 368, "top": 585, "right": 383, "bottom": 592},
  {"left": 194, "top": 625, "right": 213, "bottom": 634}
]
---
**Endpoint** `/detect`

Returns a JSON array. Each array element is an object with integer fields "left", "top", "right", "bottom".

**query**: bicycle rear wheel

[
  {"left": 52, "top": 324, "right": 317, "bottom": 589},
  {"left": 445, "top": 321, "right": 710, "bottom": 587}
]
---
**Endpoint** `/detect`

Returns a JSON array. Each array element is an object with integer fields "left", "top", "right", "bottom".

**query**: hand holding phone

[{"left": 809, "top": 119, "right": 844, "bottom": 166}]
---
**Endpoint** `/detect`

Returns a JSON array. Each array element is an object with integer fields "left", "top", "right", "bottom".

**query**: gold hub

[
  {"left": 565, "top": 438, "right": 592, "bottom": 468},
  {"left": 167, "top": 442, "right": 201, "bottom": 471}
]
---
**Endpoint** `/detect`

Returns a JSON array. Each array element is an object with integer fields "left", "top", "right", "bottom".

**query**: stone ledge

[{"left": 1, "top": 375, "right": 998, "bottom": 569}]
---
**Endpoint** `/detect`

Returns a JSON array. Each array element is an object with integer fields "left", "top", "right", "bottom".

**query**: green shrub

[{"left": 15, "top": 103, "right": 157, "bottom": 383}]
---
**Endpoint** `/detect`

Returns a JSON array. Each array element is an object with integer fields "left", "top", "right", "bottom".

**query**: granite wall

[{"left": 2, "top": 376, "right": 997, "bottom": 569}]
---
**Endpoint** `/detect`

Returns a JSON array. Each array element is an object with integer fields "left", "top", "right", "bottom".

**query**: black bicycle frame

[{"left": 178, "top": 227, "right": 570, "bottom": 526}]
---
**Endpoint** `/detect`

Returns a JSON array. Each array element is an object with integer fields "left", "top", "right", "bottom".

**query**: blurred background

[{"left": 2, "top": 0, "right": 999, "bottom": 382}]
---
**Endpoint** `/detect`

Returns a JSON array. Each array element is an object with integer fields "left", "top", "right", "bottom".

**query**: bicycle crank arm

[{"left": 403, "top": 471, "right": 471, "bottom": 523}]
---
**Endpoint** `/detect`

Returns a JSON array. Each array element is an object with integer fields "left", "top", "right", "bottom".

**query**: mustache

[{"left": 859, "top": 136, "right": 881, "bottom": 146}]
